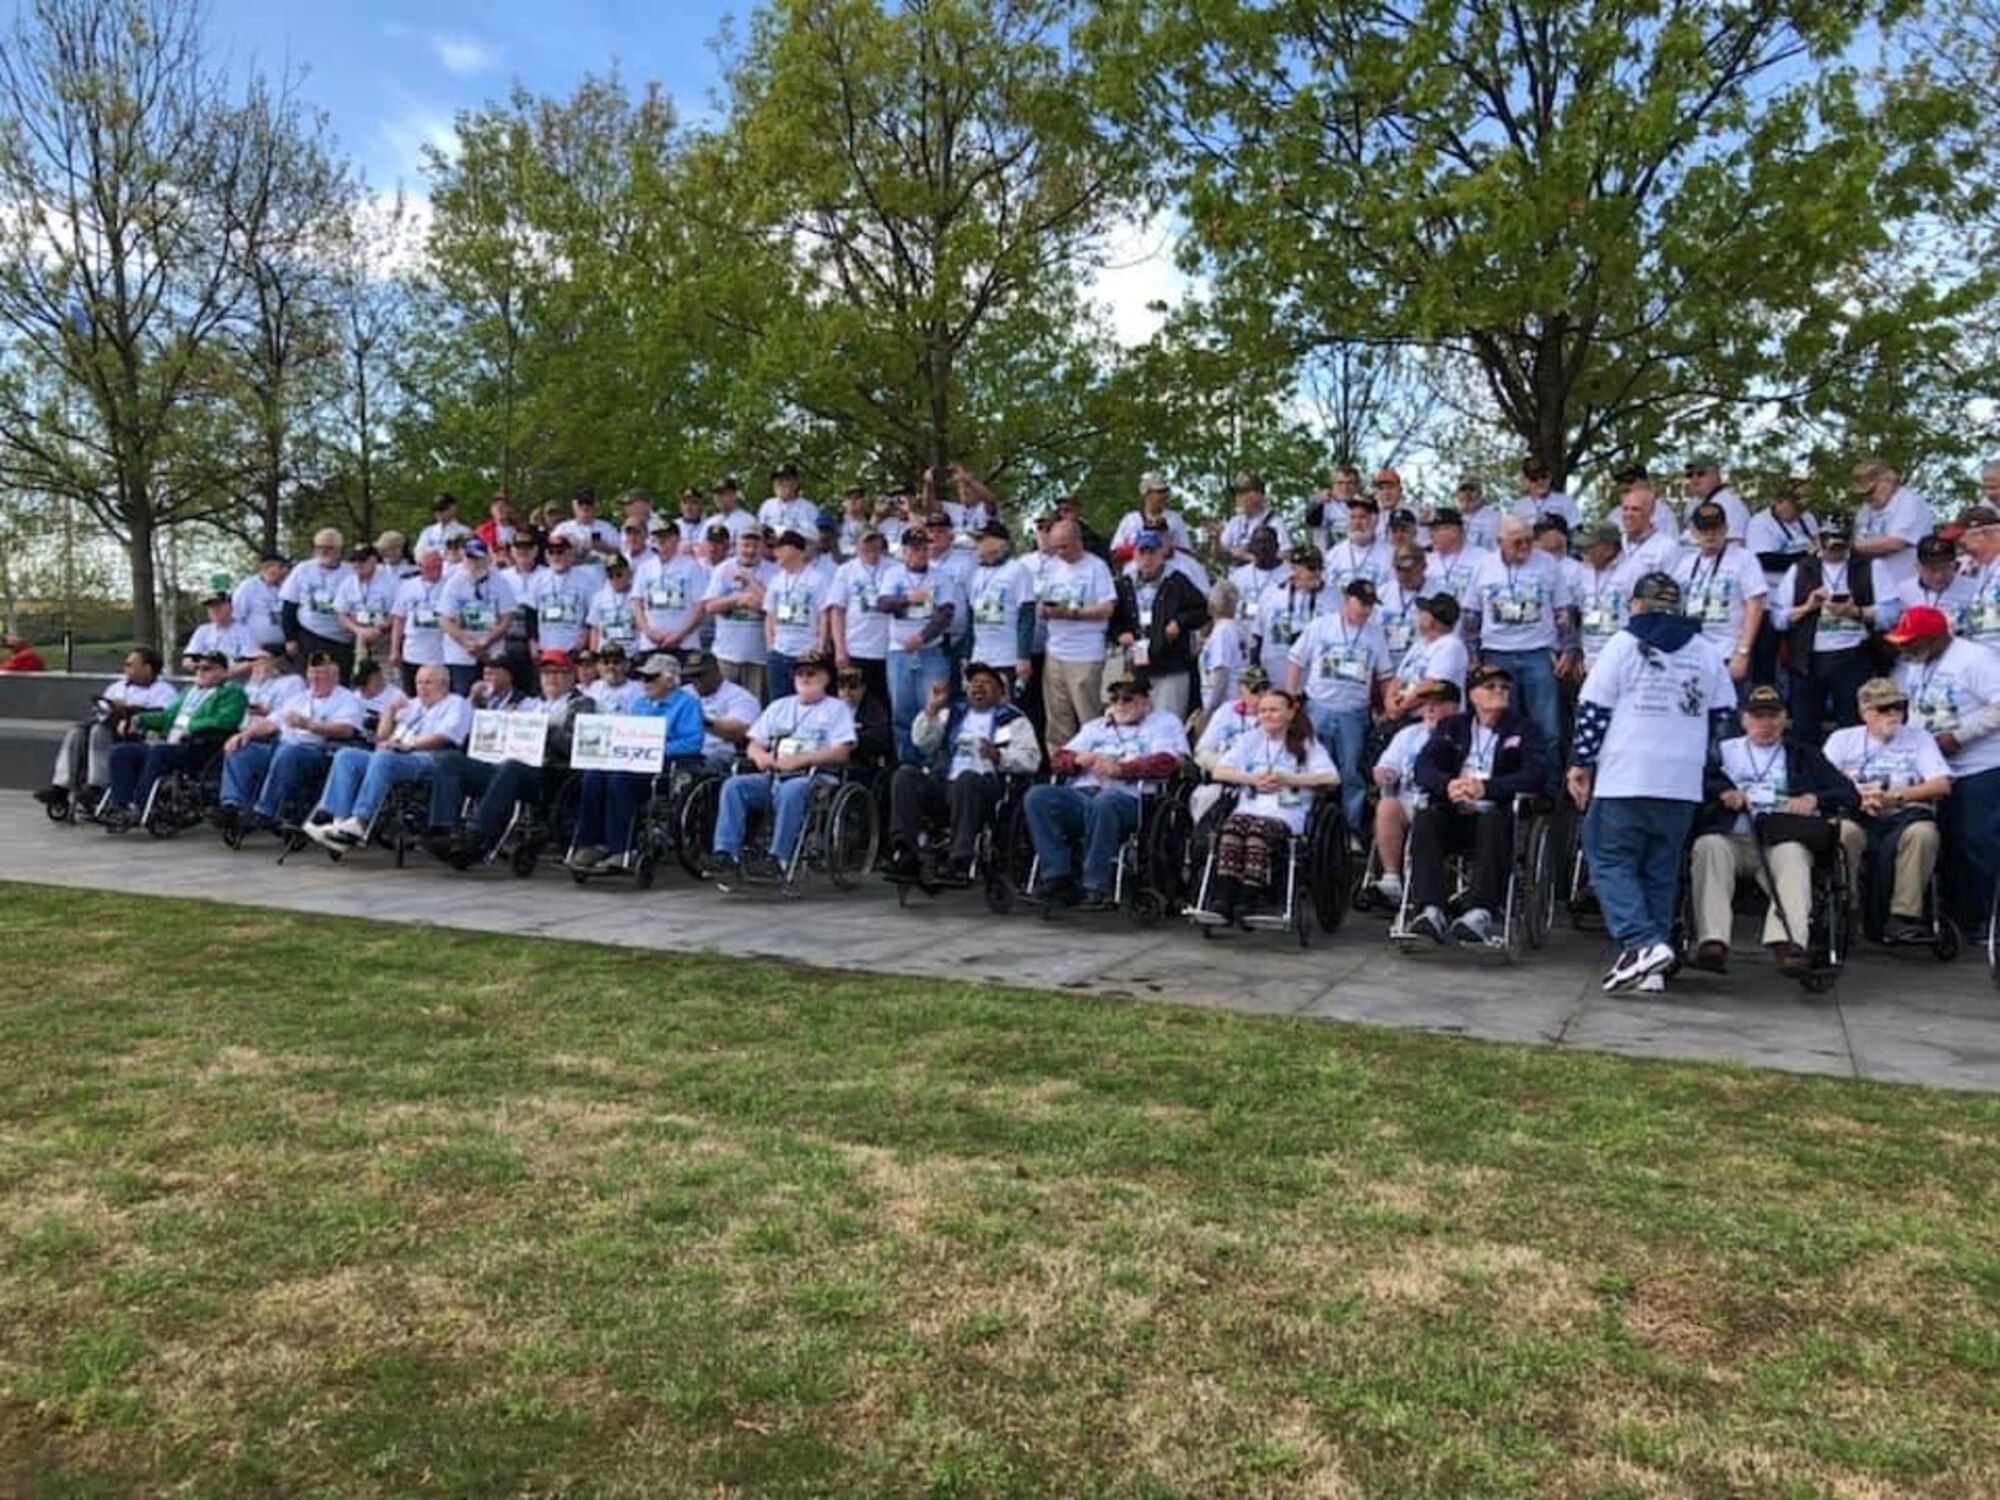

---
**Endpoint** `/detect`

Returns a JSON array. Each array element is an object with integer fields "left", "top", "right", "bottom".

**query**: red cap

[
  {"left": 535, "top": 649, "right": 573, "bottom": 668},
  {"left": 1882, "top": 604, "right": 1950, "bottom": 647}
]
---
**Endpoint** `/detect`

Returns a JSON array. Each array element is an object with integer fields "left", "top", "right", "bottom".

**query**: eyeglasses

[
  {"left": 1863, "top": 702, "right": 1908, "bottom": 714},
  {"left": 1108, "top": 691, "right": 1143, "bottom": 703}
]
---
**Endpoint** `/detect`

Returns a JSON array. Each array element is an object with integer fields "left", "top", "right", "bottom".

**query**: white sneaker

[
  {"left": 334, "top": 816, "right": 368, "bottom": 845},
  {"left": 1405, "top": 905, "right": 1447, "bottom": 944},
  {"left": 1449, "top": 907, "right": 1493, "bottom": 946},
  {"left": 1375, "top": 871, "right": 1403, "bottom": 902},
  {"left": 1635, "top": 974, "right": 1666, "bottom": 994},
  {"left": 1605, "top": 941, "right": 1677, "bottom": 992},
  {"left": 302, "top": 817, "right": 341, "bottom": 849},
  {"left": 1633, "top": 940, "right": 1676, "bottom": 979}
]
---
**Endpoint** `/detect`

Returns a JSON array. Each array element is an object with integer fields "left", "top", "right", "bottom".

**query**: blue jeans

[
  {"left": 1023, "top": 784, "right": 1140, "bottom": 893},
  {"left": 427, "top": 751, "right": 491, "bottom": 829},
  {"left": 316, "top": 746, "right": 436, "bottom": 823},
  {"left": 220, "top": 741, "right": 275, "bottom": 810},
  {"left": 1945, "top": 764, "right": 2000, "bottom": 928},
  {"left": 765, "top": 650, "right": 798, "bottom": 706},
  {"left": 107, "top": 741, "right": 193, "bottom": 812},
  {"left": 1485, "top": 649, "right": 1560, "bottom": 777},
  {"left": 714, "top": 772, "right": 821, "bottom": 863},
  {"left": 576, "top": 769, "right": 655, "bottom": 856},
  {"left": 1304, "top": 700, "right": 1369, "bottom": 834},
  {"left": 888, "top": 646, "right": 952, "bottom": 766},
  {"left": 1583, "top": 796, "right": 1695, "bottom": 951}
]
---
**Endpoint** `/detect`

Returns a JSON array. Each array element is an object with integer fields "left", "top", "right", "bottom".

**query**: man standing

[
  {"left": 1851, "top": 458, "right": 1931, "bottom": 594},
  {"left": 1288, "top": 578, "right": 1393, "bottom": 833},
  {"left": 1216, "top": 470, "right": 1289, "bottom": 564},
  {"left": 1463, "top": 516, "right": 1576, "bottom": 759},
  {"left": 281, "top": 529, "right": 356, "bottom": 679},
  {"left": 1511, "top": 458, "right": 1576, "bottom": 528},
  {"left": 1672, "top": 501, "right": 1766, "bottom": 692},
  {"left": 966, "top": 521, "right": 1035, "bottom": 706},
  {"left": 1684, "top": 454, "right": 1749, "bottom": 543},
  {"left": 1037, "top": 519, "right": 1118, "bottom": 750},
  {"left": 1113, "top": 530, "right": 1208, "bottom": 722},
  {"left": 758, "top": 462, "right": 821, "bottom": 536},
  {"left": 1888, "top": 604, "right": 2000, "bottom": 928},
  {"left": 437, "top": 538, "right": 517, "bottom": 695},
  {"left": 1567, "top": 572, "right": 1738, "bottom": 993}
]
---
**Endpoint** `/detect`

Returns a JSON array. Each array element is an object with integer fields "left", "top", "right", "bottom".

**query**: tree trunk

[{"left": 127, "top": 497, "right": 160, "bottom": 651}]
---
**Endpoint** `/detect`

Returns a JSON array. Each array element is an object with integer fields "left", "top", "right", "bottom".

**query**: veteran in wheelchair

[
  {"left": 1823, "top": 676, "right": 1954, "bottom": 950},
  {"left": 565, "top": 652, "right": 707, "bottom": 879},
  {"left": 299, "top": 664, "right": 474, "bottom": 854},
  {"left": 1687, "top": 684, "right": 1860, "bottom": 980},
  {"left": 98, "top": 651, "right": 247, "bottom": 833},
  {"left": 882, "top": 661, "right": 1041, "bottom": 894},
  {"left": 1020, "top": 671, "right": 1193, "bottom": 918},
  {"left": 1183, "top": 685, "right": 1345, "bottom": 940},
  {"left": 1395, "top": 663, "right": 1555, "bottom": 953}
]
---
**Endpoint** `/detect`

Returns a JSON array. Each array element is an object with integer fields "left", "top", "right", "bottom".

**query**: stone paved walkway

[{"left": 2, "top": 795, "right": 1995, "bottom": 1092}]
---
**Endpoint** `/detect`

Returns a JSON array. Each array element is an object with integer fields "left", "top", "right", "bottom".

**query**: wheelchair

[
  {"left": 135, "top": 740, "right": 229, "bottom": 838},
  {"left": 216, "top": 754, "right": 332, "bottom": 856},
  {"left": 709, "top": 768, "right": 879, "bottom": 898},
  {"left": 287, "top": 776, "right": 433, "bottom": 867},
  {"left": 1181, "top": 786, "right": 1349, "bottom": 946},
  {"left": 1009, "top": 768, "right": 1198, "bottom": 927},
  {"left": 1389, "top": 793, "right": 1559, "bottom": 962},
  {"left": 566, "top": 760, "right": 725, "bottom": 888},
  {"left": 1677, "top": 814, "right": 1852, "bottom": 995},
  {"left": 1838, "top": 813, "right": 1959, "bottom": 963},
  {"left": 882, "top": 771, "right": 1039, "bottom": 910}
]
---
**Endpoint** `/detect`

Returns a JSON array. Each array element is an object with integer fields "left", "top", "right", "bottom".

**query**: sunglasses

[
  {"left": 1864, "top": 702, "right": 1908, "bottom": 713},
  {"left": 1108, "top": 690, "right": 1144, "bottom": 703}
]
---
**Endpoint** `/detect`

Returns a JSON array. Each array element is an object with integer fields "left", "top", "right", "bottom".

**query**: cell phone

[{"left": 1829, "top": 591, "right": 1852, "bottom": 603}]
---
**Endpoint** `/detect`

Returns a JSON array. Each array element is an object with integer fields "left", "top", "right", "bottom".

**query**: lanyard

[
  {"left": 1469, "top": 725, "right": 1498, "bottom": 769},
  {"left": 1743, "top": 741, "right": 1784, "bottom": 785},
  {"left": 1690, "top": 551, "right": 1724, "bottom": 595}
]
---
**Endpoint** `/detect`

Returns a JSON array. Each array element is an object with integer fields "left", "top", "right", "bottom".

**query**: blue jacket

[{"left": 630, "top": 688, "right": 706, "bottom": 760}]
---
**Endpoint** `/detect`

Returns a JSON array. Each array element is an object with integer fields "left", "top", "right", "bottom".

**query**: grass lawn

[{"left": 0, "top": 883, "right": 1994, "bottom": 1499}]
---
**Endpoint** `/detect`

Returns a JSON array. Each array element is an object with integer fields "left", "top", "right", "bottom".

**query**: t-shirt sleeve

[
  {"left": 1891, "top": 494, "right": 1929, "bottom": 545},
  {"left": 829, "top": 701, "right": 858, "bottom": 746},
  {"left": 1915, "top": 733, "right": 1951, "bottom": 781},
  {"left": 1736, "top": 550, "right": 1768, "bottom": 598},
  {"left": 1578, "top": 635, "right": 1626, "bottom": 709}
]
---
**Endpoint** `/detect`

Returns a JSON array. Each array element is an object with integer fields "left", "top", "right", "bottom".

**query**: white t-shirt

[
  {"left": 1716, "top": 733, "right": 1795, "bottom": 834},
  {"left": 1962, "top": 557, "right": 2000, "bottom": 649},
  {"left": 757, "top": 496, "right": 821, "bottom": 536},
  {"left": 1610, "top": 530, "right": 1683, "bottom": 599},
  {"left": 705, "top": 559, "right": 776, "bottom": 665},
  {"left": 1194, "top": 700, "right": 1259, "bottom": 762},
  {"left": 764, "top": 565, "right": 828, "bottom": 656},
  {"left": 553, "top": 518, "right": 623, "bottom": 576},
  {"left": 827, "top": 557, "right": 894, "bottom": 660},
  {"left": 1578, "top": 628, "right": 1734, "bottom": 801},
  {"left": 1223, "top": 729, "right": 1335, "bottom": 835},
  {"left": 104, "top": 676, "right": 177, "bottom": 714},
  {"left": 1894, "top": 573, "right": 1977, "bottom": 640},
  {"left": 749, "top": 693, "right": 858, "bottom": 767},
  {"left": 1571, "top": 563, "right": 1629, "bottom": 665},
  {"left": 393, "top": 575, "right": 449, "bottom": 666},
  {"left": 1745, "top": 508, "right": 1819, "bottom": 589},
  {"left": 416, "top": 519, "right": 472, "bottom": 556},
  {"left": 334, "top": 570, "right": 397, "bottom": 632},
  {"left": 1673, "top": 545, "right": 1767, "bottom": 648},
  {"left": 1376, "top": 721, "right": 1433, "bottom": 808},
  {"left": 184, "top": 621, "right": 258, "bottom": 663},
  {"left": 1062, "top": 708, "right": 1189, "bottom": 798},
  {"left": 586, "top": 678, "right": 642, "bottom": 713},
  {"left": 245, "top": 672, "right": 300, "bottom": 719},
  {"left": 878, "top": 561, "right": 968, "bottom": 654},
  {"left": 967, "top": 558, "right": 1032, "bottom": 668},
  {"left": 1468, "top": 551, "right": 1571, "bottom": 653},
  {"left": 1374, "top": 580, "right": 1424, "bottom": 656},
  {"left": 1823, "top": 722, "right": 1949, "bottom": 793},
  {"left": 436, "top": 569, "right": 519, "bottom": 667},
  {"left": 1110, "top": 508, "right": 1193, "bottom": 554},
  {"left": 1199, "top": 618, "right": 1249, "bottom": 706},
  {"left": 1395, "top": 631, "right": 1468, "bottom": 694},
  {"left": 685, "top": 679, "right": 761, "bottom": 763},
  {"left": 1897, "top": 638, "right": 2000, "bottom": 777},
  {"left": 632, "top": 554, "right": 709, "bottom": 638},
  {"left": 277, "top": 684, "right": 368, "bottom": 747},
  {"left": 1038, "top": 553, "right": 1116, "bottom": 664},
  {"left": 1219, "top": 508, "right": 1289, "bottom": 556},
  {"left": 1322, "top": 537, "right": 1393, "bottom": 594},
  {"left": 708, "top": 508, "right": 760, "bottom": 541},
  {"left": 1855, "top": 487, "right": 1931, "bottom": 592},
  {"left": 386, "top": 692, "right": 474, "bottom": 750},
  {"left": 586, "top": 585, "right": 641, "bottom": 653},
  {"left": 1289, "top": 612, "right": 1392, "bottom": 710},
  {"left": 1229, "top": 562, "right": 1285, "bottom": 630},
  {"left": 1420, "top": 546, "right": 1490, "bottom": 611},
  {"left": 233, "top": 575, "right": 286, "bottom": 647},
  {"left": 1510, "top": 491, "right": 1577, "bottom": 527},
  {"left": 282, "top": 560, "right": 354, "bottom": 642},
  {"left": 527, "top": 567, "right": 595, "bottom": 652},
  {"left": 1254, "top": 577, "right": 1331, "bottom": 681}
]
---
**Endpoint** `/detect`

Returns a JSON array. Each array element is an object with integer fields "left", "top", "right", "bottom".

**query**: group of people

[{"left": 31, "top": 452, "right": 2000, "bottom": 996}]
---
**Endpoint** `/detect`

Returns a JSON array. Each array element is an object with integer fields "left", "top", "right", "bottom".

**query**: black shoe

[
  {"left": 1769, "top": 941, "right": 1808, "bottom": 975},
  {"left": 938, "top": 859, "right": 973, "bottom": 886},
  {"left": 1033, "top": 875, "right": 1077, "bottom": 907},
  {"left": 743, "top": 851, "right": 782, "bottom": 881},
  {"left": 1211, "top": 875, "right": 1242, "bottom": 924},
  {"left": 100, "top": 804, "right": 135, "bottom": 832},
  {"left": 1690, "top": 940, "right": 1730, "bottom": 974},
  {"left": 1075, "top": 887, "right": 1115, "bottom": 912},
  {"left": 704, "top": 851, "right": 741, "bottom": 882},
  {"left": 211, "top": 804, "right": 241, "bottom": 832},
  {"left": 1885, "top": 919, "right": 1929, "bottom": 946},
  {"left": 1406, "top": 906, "right": 1448, "bottom": 945},
  {"left": 883, "top": 846, "right": 920, "bottom": 881},
  {"left": 32, "top": 785, "right": 67, "bottom": 809}
]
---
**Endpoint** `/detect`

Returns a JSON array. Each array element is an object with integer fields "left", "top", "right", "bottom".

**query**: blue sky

[{"left": 205, "top": 0, "right": 744, "bottom": 194}]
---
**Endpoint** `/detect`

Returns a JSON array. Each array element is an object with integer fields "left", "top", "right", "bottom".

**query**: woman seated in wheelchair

[
  {"left": 1023, "top": 671, "right": 1189, "bottom": 910},
  {"left": 1368, "top": 678, "right": 1459, "bottom": 904},
  {"left": 1189, "top": 687, "right": 1338, "bottom": 926},
  {"left": 1688, "top": 683, "right": 1859, "bottom": 976},
  {"left": 1401, "top": 664, "right": 1550, "bottom": 947},
  {"left": 1823, "top": 677, "right": 1952, "bottom": 946},
  {"left": 705, "top": 649, "right": 857, "bottom": 889}
]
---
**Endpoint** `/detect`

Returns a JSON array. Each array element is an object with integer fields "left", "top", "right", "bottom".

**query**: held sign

[{"left": 569, "top": 715, "right": 668, "bottom": 774}]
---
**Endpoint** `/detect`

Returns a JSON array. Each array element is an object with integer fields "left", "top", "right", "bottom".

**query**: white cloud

[
  {"left": 1090, "top": 212, "right": 1197, "bottom": 349},
  {"left": 373, "top": 109, "right": 459, "bottom": 190},
  {"left": 431, "top": 35, "right": 499, "bottom": 76}
]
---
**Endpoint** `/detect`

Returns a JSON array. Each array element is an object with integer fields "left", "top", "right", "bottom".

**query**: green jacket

[{"left": 134, "top": 680, "right": 247, "bottom": 740}]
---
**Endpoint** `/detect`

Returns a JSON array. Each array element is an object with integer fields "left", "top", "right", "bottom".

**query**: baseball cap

[
  {"left": 713, "top": 475, "right": 741, "bottom": 493},
  {"left": 1105, "top": 672, "right": 1153, "bottom": 698},
  {"left": 1917, "top": 533, "right": 1958, "bottom": 565},
  {"left": 1411, "top": 678, "right": 1462, "bottom": 704},
  {"left": 1631, "top": 571, "right": 1682, "bottom": 608},
  {"left": 633, "top": 652, "right": 681, "bottom": 680},
  {"left": 1467, "top": 663, "right": 1513, "bottom": 689},
  {"left": 1857, "top": 678, "right": 1908, "bottom": 710},
  {"left": 1742, "top": 683, "right": 1787, "bottom": 714},
  {"left": 648, "top": 515, "right": 676, "bottom": 534},
  {"left": 535, "top": 649, "right": 573, "bottom": 669},
  {"left": 1344, "top": 577, "right": 1379, "bottom": 605},
  {"left": 1135, "top": 529, "right": 1166, "bottom": 551},
  {"left": 1237, "top": 662, "right": 1271, "bottom": 690},
  {"left": 1392, "top": 547, "right": 1425, "bottom": 568},
  {"left": 195, "top": 649, "right": 230, "bottom": 668},
  {"left": 900, "top": 530, "right": 929, "bottom": 549},
  {"left": 546, "top": 533, "right": 574, "bottom": 551},
  {"left": 680, "top": 649, "right": 717, "bottom": 674},
  {"left": 773, "top": 529, "right": 808, "bottom": 551},
  {"left": 462, "top": 537, "right": 490, "bottom": 558},
  {"left": 1415, "top": 593, "right": 1461, "bottom": 627},
  {"left": 772, "top": 461, "right": 801, "bottom": 480},
  {"left": 1291, "top": 544, "right": 1325, "bottom": 571},
  {"left": 596, "top": 643, "right": 627, "bottom": 662},
  {"left": 1138, "top": 471, "right": 1169, "bottom": 495},
  {"left": 1532, "top": 514, "right": 1570, "bottom": 538},
  {"left": 1388, "top": 508, "right": 1418, "bottom": 530},
  {"left": 964, "top": 660, "right": 1006, "bottom": 684},
  {"left": 1818, "top": 515, "right": 1854, "bottom": 541},
  {"left": 793, "top": 647, "right": 835, "bottom": 676},
  {"left": 1429, "top": 507, "right": 1464, "bottom": 530},
  {"left": 1883, "top": 604, "right": 1950, "bottom": 646},
  {"left": 431, "top": 493, "right": 458, "bottom": 513},
  {"left": 1230, "top": 469, "right": 1265, "bottom": 493},
  {"left": 1689, "top": 501, "right": 1727, "bottom": 532},
  {"left": 1346, "top": 494, "right": 1381, "bottom": 513},
  {"left": 1579, "top": 522, "right": 1621, "bottom": 549},
  {"left": 975, "top": 520, "right": 1010, "bottom": 540}
]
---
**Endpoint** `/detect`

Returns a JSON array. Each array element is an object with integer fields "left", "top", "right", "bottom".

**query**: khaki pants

[
  {"left": 1692, "top": 831, "right": 1813, "bottom": 947},
  {"left": 51, "top": 723, "right": 115, "bottom": 790},
  {"left": 720, "top": 658, "right": 766, "bottom": 704},
  {"left": 1042, "top": 655, "right": 1103, "bottom": 749},
  {"left": 1838, "top": 817, "right": 1939, "bottom": 922}
]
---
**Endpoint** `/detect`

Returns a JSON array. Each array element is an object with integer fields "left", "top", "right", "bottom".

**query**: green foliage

[{"left": 1086, "top": 0, "right": 1981, "bottom": 484}]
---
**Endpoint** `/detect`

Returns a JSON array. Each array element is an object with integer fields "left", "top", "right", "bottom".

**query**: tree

[
  {"left": 719, "top": 0, "right": 1140, "bottom": 484},
  {"left": 0, "top": 0, "right": 332, "bottom": 646},
  {"left": 1088, "top": 0, "right": 1971, "bottom": 486},
  {"left": 321, "top": 189, "right": 417, "bottom": 543}
]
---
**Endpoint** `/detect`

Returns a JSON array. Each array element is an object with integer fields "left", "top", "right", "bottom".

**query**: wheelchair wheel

[
  {"left": 1131, "top": 889, "right": 1166, "bottom": 927},
  {"left": 1141, "top": 799, "right": 1195, "bottom": 918},
  {"left": 985, "top": 798, "right": 1032, "bottom": 914},
  {"left": 676, "top": 777, "right": 721, "bottom": 880},
  {"left": 1307, "top": 807, "right": 1350, "bottom": 935},
  {"left": 1934, "top": 918, "right": 1962, "bottom": 963},
  {"left": 825, "top": 782, "right": 878, "bottom": 890},
  {"left": 510, "top": 841, "right": 538, "bottom": 878},
  {"left": 1503, "top": 867, "right": 1530, "bottom": 964},
  {"left": 1524, "top": 815, "right": 1556, "bottom": 950},
  {"left": 547, "top": 775, "right": 582, "bottom": 859}
]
